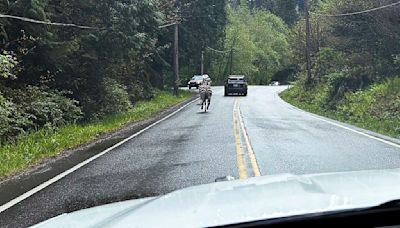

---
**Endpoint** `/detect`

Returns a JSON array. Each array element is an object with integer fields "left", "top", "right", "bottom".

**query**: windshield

[
  {"left": 0, "top": 0, "right": 399, "bottom": 227},
  {"left": 229, "top": 80, "right": 245, "bottom": 84}
]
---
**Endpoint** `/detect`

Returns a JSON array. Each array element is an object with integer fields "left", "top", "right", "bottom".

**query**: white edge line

[
  {"left": 0, "top": 98, "right": 199, "bottom": 214},
  {"left": 278, "top": 89, "right": 400, "bottom": 149},
  {"left": 307, "top": 114, "right": 400, "bottom": 149}
]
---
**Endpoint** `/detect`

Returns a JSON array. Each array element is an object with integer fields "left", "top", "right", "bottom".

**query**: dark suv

[{"left": 224, "top": 75, "right": 248, "bottom": 96}]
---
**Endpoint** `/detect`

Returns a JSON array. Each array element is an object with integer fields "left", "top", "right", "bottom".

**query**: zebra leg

[{"left": 200, "top": 92, "right": 205, "bottom": 110}]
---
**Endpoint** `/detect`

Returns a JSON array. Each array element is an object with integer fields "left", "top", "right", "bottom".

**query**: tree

[
  {"left": 0, "top": 0, "right": 228, "bottom": 119},
  {"left": 216, "top": 3, "right": 290, "bottom": 84},
  {"left": 246, "top": 0, "right": 302, "bottom": 26},
  {"left": 320, "top": 0, "right": 400, "bottom": 84},
  {"left": 1, "top": 0, "right": 167, "bottom": 119},
  {"left": 287, "top": 0, "right": 400, "bottom": 106},
  {"left": 175, "top": 0, "right": 227, "bottom": 84},
  {"left": 0, "top": 52, "right": 18, "bottom": 79}
]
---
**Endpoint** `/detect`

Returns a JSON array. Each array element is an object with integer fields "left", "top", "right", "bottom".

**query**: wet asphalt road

[{"left": 1, "top": 86, "right": 400, "bottom": 227}]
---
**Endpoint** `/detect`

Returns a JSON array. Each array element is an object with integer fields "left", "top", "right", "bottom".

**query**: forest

[
  {"left": 0, "top": 0, "right": 399, "bottom": 147},
  {"left": 0, "top": 0, "right": 227, "bottom": 144},
  {"left": 282, "top": 0, "right": 400, "bottom": 137}
]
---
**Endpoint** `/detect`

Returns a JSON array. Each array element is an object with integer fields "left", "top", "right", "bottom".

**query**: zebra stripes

[{"left": 199, "top": 83, "right": 212, "bottom": 112}]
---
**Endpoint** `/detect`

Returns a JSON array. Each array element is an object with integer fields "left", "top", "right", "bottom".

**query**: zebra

[{"left": 199, "top": 79, "right": 212, "bottom": 112}]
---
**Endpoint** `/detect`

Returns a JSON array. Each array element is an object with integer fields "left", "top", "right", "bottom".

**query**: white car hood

[{"left": 33, "top": 169, "right": 400, "bottom": 228}]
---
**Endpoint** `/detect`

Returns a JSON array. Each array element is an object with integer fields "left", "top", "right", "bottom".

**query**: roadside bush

[
  {"left": 97, "top": 78, "right": 133, "bottom": 118},
  {"left": 337, "top": 89, "right": 376, "bottom": 121},
  {"left": 285, "top": 74, "right": 331, "bottom": 110},
  {"left": 369, "top": 78, "right": 400, "bottom": 121},
  {"left": 314, "top": 48, "right": 345, "bottom": 81},
  {"left": 338, "top": 77, "right": 400, "bottom": 121},
  {"left": 9, "top": 86, "right": 82, "bottom": 130},
  {"left": 282, "top": 76, "right": 400, "bottom": 138},
  {"left": 127, "top": 80, "right": 154, "bottom": 104},
  {"left": 0, "top": 51, "right": 19, "bottom": 79},
  {"left": 0, "top": 93, "right": 31, "bottom": 144}
]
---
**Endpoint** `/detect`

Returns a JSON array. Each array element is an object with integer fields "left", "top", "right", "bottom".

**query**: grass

[
  {"left": 0, "top": 90, "right": 192, "bottom": 179},
  {"left": 280, "top": 84, "right": 400, "bottom": 139}
]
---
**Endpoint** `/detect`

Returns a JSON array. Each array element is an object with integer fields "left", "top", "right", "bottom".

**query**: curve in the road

[{"left": 1, "top": 86, "right": 400, "bottom": 228}]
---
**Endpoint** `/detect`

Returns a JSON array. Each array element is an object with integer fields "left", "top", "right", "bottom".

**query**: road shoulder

[
  {"left": 278, "top": 90, "right": 400, "bottom": 146},
  {"left": 0, "top": 95, "right": 197, "bottom": 206}
]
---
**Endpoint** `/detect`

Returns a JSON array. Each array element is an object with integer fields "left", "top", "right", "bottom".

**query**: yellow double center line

[{"left": 233, "top": 99, "right": 261, "bottom": 179}]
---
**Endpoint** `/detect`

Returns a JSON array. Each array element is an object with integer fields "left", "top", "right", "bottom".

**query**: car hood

[{"left": 32, "top": 169, "right": 400, "bottom": 228}]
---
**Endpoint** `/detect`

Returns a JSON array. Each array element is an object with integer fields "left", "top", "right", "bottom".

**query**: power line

[
  {"left": 0, "top": 0, "right": 224, "bottom": 30},
  {"left": 312, "top": 1, "right": 400, "bottom": 17},
  {"left": 206, "top": 46, "right": 229, "bottom": 54},
  {"left": 158, "top": 21, "right": 179, "bottom": 29},
  {"left": 0, "top": 13, "right": 100, "bottom": 30},
  {"left": 0, "top": 13, "right": 183, "bottom": 31}
]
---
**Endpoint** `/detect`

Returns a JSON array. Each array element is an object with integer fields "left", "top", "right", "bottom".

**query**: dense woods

[
  {"left": 0, "top": 0, "right": 399, "bottom": 144},
  {"left": 210, "top": 3, "right": 290, "bottom": 84},
  {"left": 284, "top": 0, "right": 400, "bottom": 137},
  {"left": 0, "top": 0, "right": 227, "bottom": 143}
]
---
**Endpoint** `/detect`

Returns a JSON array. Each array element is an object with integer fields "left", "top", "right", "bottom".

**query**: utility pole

[
  {"left": 158, "top": 0, "right": 180, "bottom": 95},
  {"left": 304, "top": 0, "right": 312, "bottom": 86},
  {"left": 173, "top": 0, "right": 180, "bottom": 96},
  {"left": 229, "top": 49, "right": 233, "bottom": 75},
  {"left": 316, "top": 19, "right": 321, "bottom": 81},
  {"left": 201, "top": 50, "right": 204, "bottom": 75},
  {"left": 316, "top": 19, "right": 321, "bottom": 53},
  {"left": 173, "top": 23, "right": 179, "bottom": 95}
]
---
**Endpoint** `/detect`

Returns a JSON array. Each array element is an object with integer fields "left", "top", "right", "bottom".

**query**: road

[{"left": 1, "top": 86, "right": 400, "bottom": 227}]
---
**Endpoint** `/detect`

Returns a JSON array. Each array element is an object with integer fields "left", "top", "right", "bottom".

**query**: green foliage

[
  {"left": 291, "top": 0, "right": 400, "bottom": 88},
  {"left": 282, "top": 77, "right": 400, "bottom": 138},
  {"left": 394, "top": 55, "right": 400, "bottom": 66},
  {"left": 98, "top": 78, "right": 133, "bottom": 118},
  {"left": 244, "top": 0, "right": 302, "bottom": 26},
  {"left": 172, "top": 0, "right": 227, "bottom": 85},
  {"left": 1, "top": 0, "right": 215, "bottom": 143},
  {"left": 213, "top": 4, "right": 290, "bottom": 84},
  {"left": 337, "top": 90, "right": 376, "bottom": 121},
  {"left": 314, "top": 48, "right": 345, "bottom": 81},
  {"left": 0, "top": 0, "right": 216, "bottom": 176},
  {"left": 287, "top": 1, "right": 399, "bottom": 137},
  {"left": 0, "top": 93, "right": 32, "bottom": 144},
  {"left": 6, "top": 86, "right": 82, "bottom": 129},
  {"left": 0, "top": 0, "right": 9, "bottom": 12},
  {"left": 2, "top": 0, "right": 167, "bottom": 118},
  {"left": 0, "top": 51, "right": 18, "bottom": 79},
  {"left": 127, "top": 80, "right": 155, "bottom": 103},
  {"left": 338, "top": 78, "right": 400, "bottom": 121},
  {"left": 270, "top": 0, "right": 300, "bottom": 26}
]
